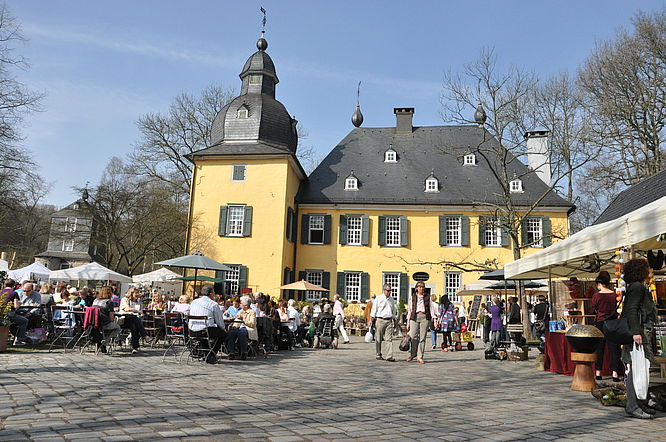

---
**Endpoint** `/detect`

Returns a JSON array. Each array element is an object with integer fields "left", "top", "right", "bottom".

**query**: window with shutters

[
  {"left": 64, "top": 217, "right": 77, "bottom": 233},
  {"left": 232, "top": 164, "right": 246, "bottom": 182},
  {"left": 347, "top": 216, "right": 362, "bottom": 245},
  {"left": 526, "top": 217, "right": 543, "bottom": 247},
  {"left": 62, "top": 239, "right": 74, "bottom": 252},
  {"left": 309, "top": 215, "right": 325, "bottom": 244},
  {"left": 386, "top": 217, "right": 401, "bottom": 246},
  {"left": 227, "top": 206, "right": 245, "bottom": 236},
  {"left": 225, "top": 265, "right": 240, "bottom": 296},
  {"left": 305, "top": 271, "right": 323, "bottom": 301},
  {"left": 445, "top": 272, "right": 461, "bottom": 303},
  {"left": 484, "top": 217, "right": 501, "bottom": 247},
  {"left": 464, "top": 154, "right": 476, "bottom": 165},
  {"left": 445, "top": 217, "right": 461, "bottom": 246},
  {"left": 345, "top": 272, "right": 361, "bottom": 302},
  {"left": 382, "top": 272, "right": 400, "bottom": 302}
]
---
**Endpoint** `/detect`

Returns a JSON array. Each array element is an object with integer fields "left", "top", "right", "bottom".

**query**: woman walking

[
  {"left": 406, "top": 282, "right": 438, "bottom": 363},
  {"left": 439, "top": 295, "right": 457, "bottom": 352},
  {"left": 591, "top": 270, "right": 621, "bottom": 382}
]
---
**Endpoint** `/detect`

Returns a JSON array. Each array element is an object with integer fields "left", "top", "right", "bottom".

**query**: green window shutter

[
  {"left": 339, "top": 215, "right": 348, "bottom": 245},
  {"left": 238, "top": 265, "right": 248, "bottom": 291},
  {"left": 400, "top": 272, "right": 408, "bottom": 303},
  {"left": 218, "top": 206, "right": 229, "bottom": 236},
  {"left": 438, "top": 215, "right": 446, "bottom": 246},
  {"left": 301, "top": 214, "right": 309, "bottom": 244},
  {"left": 378, "top": 216, "right": 387, "bottom": 246},
  {"left": 478, "top": 216, "right": 486, "bottom": 246},
  {"left": 323, "top": 215, "right": 332, "bottom": 244},
  {"left": 399, "top": 216, "right": 408, "bottom": 246},
  {"left": 542, "top": 216, "right": 552, "bottom": 247},
  {"left": 500, "top": 216, "right": 510, "bottom": 247},
  {"left": 361, "top": 272, "right": 369, "bottom": 300},
  {"left": 520, "top": 218, "right": 528, "bottom": 248},
  {"left": 298, "top": 270, "right": 306, "bottom": 281},
  {"left": 336, "top": 272, "right": 345, "bottom": 296},
  {"left": 461, "top": 215, "right": 470, "bottom": 246},
  {"left": 286, "top": 207, "right": 293, "bottom": 242},
  {"left": 242, "top": 206, "right": 253, "bottom": 237},
  {"left": 361, "top": 215, "right": 369, "bottom": 246},
  {"left": 322, "top": 272, "right": 330, "bottom": 289}
]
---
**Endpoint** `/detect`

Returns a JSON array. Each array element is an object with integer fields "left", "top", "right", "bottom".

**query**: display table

[{"left": 543, "top": 331, "right": 624, "bottom": 377}]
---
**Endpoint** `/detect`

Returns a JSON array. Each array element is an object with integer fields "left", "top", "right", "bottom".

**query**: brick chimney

[{"left": 394, "top": 107, "right": 414, "bottom": 134}]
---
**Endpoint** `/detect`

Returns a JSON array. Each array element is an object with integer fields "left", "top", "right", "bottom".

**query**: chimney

[
  {"left": 524, "top": 130, "right": 551, "bottom": 185},
  {"left": 394, "top": 107, "right": 414, "bottom": 134}
]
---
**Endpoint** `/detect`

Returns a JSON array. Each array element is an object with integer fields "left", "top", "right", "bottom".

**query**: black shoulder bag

[{"left": 602, "top": 286, "right": 643, "bottom": 345}]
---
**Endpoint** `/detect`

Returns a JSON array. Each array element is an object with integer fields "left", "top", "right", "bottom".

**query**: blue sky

[{"left": 9, "top": 0, "right": 665, "bottom": 206}]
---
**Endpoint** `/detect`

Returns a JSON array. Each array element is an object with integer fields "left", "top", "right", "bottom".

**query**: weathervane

[
  {"left": 356, "top": 81, "right": 361, "bottom": 106},
  {"left": 260, "top": 6, "right": 267, "bottom": 33}
]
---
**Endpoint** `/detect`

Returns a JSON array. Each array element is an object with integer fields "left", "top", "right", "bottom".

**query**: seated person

[
  {"left": 314, "top": 303, "right": 336, "bottom": 334},
  {"left": 2, "top": 279, "right": 30, "bottom": 345},
  {"left": 287, "top": 299, "right": 305, "bottom": 347},
  {"left": 278, "top": 301, "right": 295, "bottom": 348},
  {"left": 223, "top": 296, "right": 241, "bottom": 319},
  {"left": 189, "top": 285, "right": 227, "bottom": 364},
  {"left": 119, "top": 287, "right": 148, "bottom": 354},
  {"left": 147, "top": 290, "right": 167, "bottom": 311},
  {"left": 171, "top": 294, "right": 191, "bottom": 314},
  {"left": 226, "top": 295, "right": 258, "bottom": 360},
  {"left": 92, "top": 286, "right": 122, "bottom": 353},
  {"left": 78, "top": 288, "right": 95, "bottom": 307},
  {"left": 19, "top": 282, "right": 42, "bottom": 307}
]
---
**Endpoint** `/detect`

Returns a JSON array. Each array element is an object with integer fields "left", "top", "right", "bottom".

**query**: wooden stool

[
  {"left": 652, "top": 355, "right": 666, "bottom": 383},
  {"left": 570, "top": 352, "right": 597, "bottom": 392}
]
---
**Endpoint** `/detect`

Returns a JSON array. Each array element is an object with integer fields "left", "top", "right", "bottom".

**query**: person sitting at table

[
  {"left": 147, "top": 290, "right": 167, "bottom": 311},
  {"left": 2, "top": 279, "right": 30, "bottom": 345},
  {"left": 226, "top": 295, "right": 257, "bottom": 360},
  {"left": 19, "top": 282, "right": 42, "bottom": 307},
  {"left": 53, "top": 282, "right": 67, "bottom": 303},
  {"left": 189, "top": 285, "right": 227, "bottom": 364},
  {"left": 171, "top": 294, "right": 191, "bottom": 314},
  {"left": 92, "top": 286, "right": 121, "bottom": 353},
  {"left": 119, "top": 287, "right": 147, "bottom": 354},
  {"left": 287, "top": 299, "right": 305, "bottom": 347},
  {"left": 278, "top": 301, "right": 296, "bottom": 349},
  {"left": 78, "top": 287, "right": 95, "bottom": 307},
  {"left": 223, "top": 296, "right": 241, "bottom": 319}
]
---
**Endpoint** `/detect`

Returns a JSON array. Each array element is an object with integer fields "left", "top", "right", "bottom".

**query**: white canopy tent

[
  {"left": 132, "top": 267, "right": 181, "bottom": 283},
  {"left": 0, "top": 258, "right": 8, "bottom": 273},
  {"left": 506, "top": 195, "right": 666, "bottom": 280},
  {"left": 8, "top": 261, "right": 51, "bottom": 283},
  {"left": 49, "top": 262, "right": 132, "bottom": 283}
]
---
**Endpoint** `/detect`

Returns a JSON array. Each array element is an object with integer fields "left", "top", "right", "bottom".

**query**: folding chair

[
  {"left": 142, "top": 310, "right": 164, "bottom": 347},
  {"left": 182, "top": 315, "right": 215, "bottom": 365},
  {"left": 48, "top": 305, "right": 77, "bottom": 353},
  {"left": 162, "top": 312, "right": 187, "bottom": 362},
  {"left": 76, "top": 307, "right": 118, "bottom": 356}
]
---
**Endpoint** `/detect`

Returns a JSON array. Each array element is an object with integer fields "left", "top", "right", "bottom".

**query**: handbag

[
  {"left": 399, "top": 334, "right": 411, "bottom": 352},
  {"left": 602, "top": 316, "right": 633, "bottom": 344}
]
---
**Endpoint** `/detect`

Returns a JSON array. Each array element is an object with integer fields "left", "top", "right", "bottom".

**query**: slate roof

[
  {"left": 240, "top": 50, "right": 278, "bottom": 82},
  {"left": 594, "top": 169, "right": 666, "bottom": 224},
  {"left": 51, "top": 200, "right": 92, "bottom": 218},
  {"left": 34, "top": 251, "right": 93, "bottom": 260},
  {"left": 297, "top": 125, "right": 574, "bottom": 209}
]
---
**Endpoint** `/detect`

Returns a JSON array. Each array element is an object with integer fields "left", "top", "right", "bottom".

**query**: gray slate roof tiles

[{"left": 594, "top": 169, "right": 666, "bottom": 224}]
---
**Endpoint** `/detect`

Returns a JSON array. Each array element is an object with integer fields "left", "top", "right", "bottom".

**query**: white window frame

[
  {"left": 345, "top": 272, "right": 361, "bottom": 303},
  {"left": 510, "top": 179, "right": 523, "bottom": 193},
  {"left": 249, "top": 74, "right": 261, "bottom": 84},
  {"left": 225, "top": 265, "right": 240, "bottom": 296},
  {"left": 226, "top": 205, "right": 245, "bottom": 237},
  {"left": 464, "top": 154, "right": 476, "bottom": 165},
  {"left": 526, "top": 217, "right": 543, "bottom": 248},
  {"left": 445, "top": 216, "right": 461, "bottom": 246},
  {"left": 237, "top": 107, "right": 249, "bottom": 119},
  {"left": 305, "top": 271, "right": 324, "bottom": 301},
  {"left": 347, "top": 215, "right": 362, "bottom": 246},
  {"left": 425, "top": 178, "right": 438, "bottom": 192},
  {"left": 64, "top": 217, "right": 77, "bottom": 233},
  {"left": 384, "top": 150, "right": 397, "bottom": 163},
  {"left": 385, "top": 217, "right": 401, "bottom": 246},
  {"left": 485, "top": 217, "right": 501, "bottom": 247},
  {"left": 308, "top": 215, "right": 325, "bottom": 245},
  {"left": 382, "top": 272, "right": 400, "bottom": 302},
  {"left": 62, "top": 239, "right": 74, "bottom": 252},
  {"left": 445, "top": 272, "right": 462, "bottom": 304},
  {"left": 345, "top": 177, "right": 358, "bottom": 191},
  {"left": 231, "top": 164, "right": 247, "bottom": 182}
]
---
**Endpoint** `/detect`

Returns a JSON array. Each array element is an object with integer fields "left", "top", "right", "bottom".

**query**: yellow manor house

[{"left": 185, "top": 34, "right": 574, "bottom": 304}]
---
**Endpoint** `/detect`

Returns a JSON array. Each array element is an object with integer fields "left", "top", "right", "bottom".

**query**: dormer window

[
  {"left": 384, "top": 145, "right": 397, "bottom": 163},
  {"left": 345, "top": 172, "right": 359, "bottom": 191},
  {"left": 510, "top": 179, "right": 523, "bottom": 193},
  {"left": 237, "top": 106, "right": 249, "bottom": 119},
  {"left": 424, "top": 170, "right": 439, "bottom": 192},
  {"left": 464, "top": 154, "right": 477, "bottom": 165}
]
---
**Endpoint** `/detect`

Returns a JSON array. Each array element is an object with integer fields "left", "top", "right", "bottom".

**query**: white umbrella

[
  {"left": 49, "top": 262, "right": 132, "bottom": 282},
  {"left": 132, "top": 267, "right": 181, "bottom": 283}
]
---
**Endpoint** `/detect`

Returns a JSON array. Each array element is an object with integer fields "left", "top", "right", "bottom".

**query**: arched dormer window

[
  {"left": 464, "top": 153, "right": 477, "bottom": 165},
  {"left": 237, "top": 105, "right": 249, "bottom": 119},
  {"left": 384, "top": 145, "right": 397, "bottom": 163},
  {"left": 345, "top": 171, "right": 359, "bottom": 191},
  {"left": 424, "top": 170, "right": 439, "bottom": 192},
  {"left": 509, "top": 178, "right": 523, "bottom": 193}
]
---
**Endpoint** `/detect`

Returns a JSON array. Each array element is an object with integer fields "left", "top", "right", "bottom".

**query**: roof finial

[
  {"left": 257, "top": 7, "right": 268, "bottom": 51},
  {"left": 351, "top": 81, "right": 364, "bottom": 127}
]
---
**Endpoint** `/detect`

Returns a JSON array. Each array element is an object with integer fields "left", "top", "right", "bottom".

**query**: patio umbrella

[
  {"left": 176, "top": 275, "right": 226, "bottom": 283},
  {"left": 49, "top": 262, "right": 132, "bottom": 283},
  {"left": 132, "top": 267, "right": 181, "bottom": 283},
  {"left": 279, "top": 280, "right": 329, "bottom": 292},
  {"left": 155, "top": 251, "right": 233, "bottom": 294},
  {"left": 479, "top": 269, "right": 505, "bottom": 280},
  {"left": 488, "top": 280, "right": 546, "bottom": 290}
]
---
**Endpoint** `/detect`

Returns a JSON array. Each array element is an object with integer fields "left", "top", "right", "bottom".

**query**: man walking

[
  {"left": 370, "top": 284, "right": 397, "bottom": 362},
  {"left": 189, "top": 285, "right": 227, "bottom": 364},
  {"left": 333, "top": 294, "right": 350, "bottom": 344}
]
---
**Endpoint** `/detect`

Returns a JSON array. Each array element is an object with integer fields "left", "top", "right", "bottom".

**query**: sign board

[
  {"left": 412, "top": 272, "right": 429, "bottom": 282},
  {"left": 469, "top": 295, "right": 482, "bottom": 319}
]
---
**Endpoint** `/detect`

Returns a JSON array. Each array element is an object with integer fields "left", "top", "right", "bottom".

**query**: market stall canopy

[
  {"left": 154, "top": 251, "right": 233, "bottom": 272},
  {"left": 132, "top": 267, "right": 181, "bottom": 283},
  {"left": 505, "top": 195, "right": 666, "bottom": 280},
  {"left": 0, "top": 258, "right": 8, "bottom": 273},
  {"left": 8, "top": 261, "right": 51, "bottom": 283},
  {"left": 176, "top": 275, "right": 226, "bottom": 283},
  {"left": 49, "top": 262, "right": 132, "bottom": 282},
  {"left": 279, "top": 280, "right": 329, "bottom": 292},
  {"left": 488, "top": 280, "right": 546, "bottom": 290}
]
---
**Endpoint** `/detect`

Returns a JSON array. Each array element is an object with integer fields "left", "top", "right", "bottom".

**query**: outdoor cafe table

[{"left": 543, "top": 330, "right": 624, "bottom": 377}]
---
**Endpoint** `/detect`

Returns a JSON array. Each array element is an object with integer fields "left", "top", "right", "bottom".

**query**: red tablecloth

[{"left": 543, "top": 331, "right": 624, "bottom": 376}]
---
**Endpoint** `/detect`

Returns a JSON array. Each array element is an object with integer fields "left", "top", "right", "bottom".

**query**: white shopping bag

[
  {"left": 364, "top": 331, "right": 374, "bottom": 343},
  {"left": 630, "top": 343, "right": 650, "bottom": 400}
]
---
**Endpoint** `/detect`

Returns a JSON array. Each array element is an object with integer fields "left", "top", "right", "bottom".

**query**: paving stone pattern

[{"left": 1, "top": 337, "right": 664, "bottom": 441}]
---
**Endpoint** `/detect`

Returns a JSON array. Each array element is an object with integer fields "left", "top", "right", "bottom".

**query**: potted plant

[{"left": 0, "top": 297, "right": 11, "bottom": 352}]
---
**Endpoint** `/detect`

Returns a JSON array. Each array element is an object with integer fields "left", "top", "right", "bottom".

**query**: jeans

[
  {"left": 430, "top": 329, "right": 437, "bottom": 346},
  {"left": 227, "top": 327, "right": 249, "bottom": 355},
  {"left": 409, "top": 313, "right": 429, "bottom": 360},
  {"left": 9, "top": 311, "right": 28, "bottom": 341}
]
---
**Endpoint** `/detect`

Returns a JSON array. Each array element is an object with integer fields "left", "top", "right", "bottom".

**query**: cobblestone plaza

[{"left": 1, "top": 337, "right": 664, "bottom": 441}]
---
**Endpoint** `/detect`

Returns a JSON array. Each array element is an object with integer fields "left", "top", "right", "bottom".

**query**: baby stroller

[{"left": 313, "top": 316, "right": 338, "bottom": 349}]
